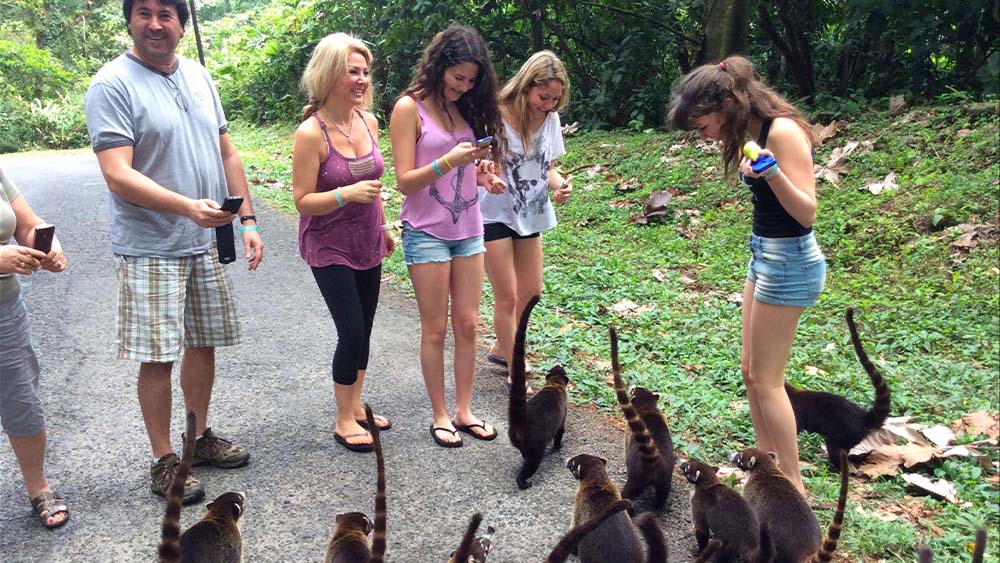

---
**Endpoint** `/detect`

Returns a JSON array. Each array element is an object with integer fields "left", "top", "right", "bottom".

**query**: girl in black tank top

[{"left": 668, "top": 55, "right": 826, "bottom": 494}]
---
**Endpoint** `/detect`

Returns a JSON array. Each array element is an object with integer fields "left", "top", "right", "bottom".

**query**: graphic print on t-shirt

[
  {"left": 429, "top": 135, "right": 479, "bottom": 224},
  {"left": 506, "top": 136, "right": 551, "bottom": 218}
]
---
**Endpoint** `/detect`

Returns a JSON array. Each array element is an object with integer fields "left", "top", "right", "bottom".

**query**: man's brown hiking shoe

[
  {"left": 190, "top": 428, "right": 250, "bottom": 469},
  {"left": 150, "top": 453, "right": 205, "bottom": 505}
]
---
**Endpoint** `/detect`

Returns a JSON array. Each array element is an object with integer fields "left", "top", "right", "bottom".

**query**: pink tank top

[
  {"left": 400, "top": 96, "right": 483, "bottom": 240},
  {"left": 298, "top": 111, "right": 387, "bottom": 269}
]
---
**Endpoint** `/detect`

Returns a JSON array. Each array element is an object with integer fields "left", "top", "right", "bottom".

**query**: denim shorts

[
  {"left": 746, "top": 232, "right": 826, "bottom": 307},
  {"left": 401, "top": 222, "right": 486, "bottom": 265}
]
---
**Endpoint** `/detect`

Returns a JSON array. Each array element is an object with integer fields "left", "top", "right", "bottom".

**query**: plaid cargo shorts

[{"left": 114, "top": 246, "right": 241, "bottom": 363}]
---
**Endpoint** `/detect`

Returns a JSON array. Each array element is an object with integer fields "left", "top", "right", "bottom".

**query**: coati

[
  {"left": 729, "top": 449, "right": 850, "bottom": 563},
  {"left": 918, "top": 528, "right": 987, "bottom": 563},
  {"left": 448, "top": 513, "right": 493, "bottom": 563},
  {"left": 546, "top": 499, "right": 632, "bottom": 562},
  {"left": 609, "top": 326, "right": 676, "bottom": 510},
  {"left": 565, "top": 453, "right": 668, "bottom": 563},
  {"left": 158, "top": 411, "right": 246, "bottom": 563},
  {"left": 324, "top": 404, "right": 387, "bottom": 563},
  {"left": 785, "top": 308, "right": 891, "bottom": 469},
  {"left": 680, "top": 458, "right": 772, "bottom": 563},
  {"left": 508, "top": 295, "right": 569, "bottom": 489}
]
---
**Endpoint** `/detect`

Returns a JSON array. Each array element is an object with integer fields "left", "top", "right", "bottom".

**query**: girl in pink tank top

[{"left": 388, "top": 25, "right": 507, "bottom": 447}]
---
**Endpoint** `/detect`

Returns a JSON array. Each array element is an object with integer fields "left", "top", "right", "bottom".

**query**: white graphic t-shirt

[{"left": 479, "top": 111, "right": 566, "bottom": 236}]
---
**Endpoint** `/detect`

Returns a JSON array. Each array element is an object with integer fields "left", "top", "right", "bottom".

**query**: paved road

[{"left": 0, "top": 150, "right": 694, "bottom": 562}]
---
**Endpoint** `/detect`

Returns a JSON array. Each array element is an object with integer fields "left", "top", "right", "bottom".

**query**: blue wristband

[
  {"left": 432, "top": 160, "right": 445, "bottom": 176},
  {"left": 239, "top": 225, "right": 260, "bottom": 235},
  {"left": 762, "top": 164, "right": 780, "bottom": 179},
  {"left": 334, "top": 187, "right": 345, "bottom": 207}
]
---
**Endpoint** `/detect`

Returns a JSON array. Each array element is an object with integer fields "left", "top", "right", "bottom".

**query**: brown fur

[
  {"left": 546, "top": 499, "right": 632, "bottom": 562},
  {"left": 158, "top": 411, "right": 197, "bottom": 563},
  {"left": 680, "top": 458, "right": 762, "bottom": 562},
  {"left": 916, "top": 528, "right": 986, "bottom": 563},
  {"left": 178, "top": 491, "right": 246, "bottom": 563},
  {"left": 323, "top": 404, "right": 386, "bottom": 563},
  {"left": 508, "top": 295, "right": 569, "bottom": 489},
  {"left": 448, "top": 513, "right": 493, "bottom": 563},
  {"left": 609, "top": 327, "right": 676, "bottom": 510},
  {"left": 786, "top": 308, "right": 891, "bottom": 469},
  {"left": 566, "top": 454, "right": 644, "bottom": 563}
]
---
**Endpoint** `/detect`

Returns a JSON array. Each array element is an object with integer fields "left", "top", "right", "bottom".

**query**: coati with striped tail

[
  {"left": 681, "top": 458, "right": 773, "bottom": 563},
  {"left": 447, "top": 513, "right": 493, "bottom": 563},
  {"left": 565, "top": 453, "right": 668, "bottom": 563},
  {"left": 546, "top": 499, "right": 632, "bottom": 562},
  {"left": 918, "top": 528, "right": 987, "bottom": 563},
  {"left": 609, "top": 326, "right": 676, "bottom": 510},
  {"left": 785, "top": 308, "right": 891, "bottom": 470},
  {"left": 508, "top": 295, "right": 569, "bottom": 489},
  {"left": 324, "top": 404, "right": 387, "bottom": 563},
  {"left": 158, "top": 411, "right": 246, "bottom": 563},
  {"left": 729, "top": 449, "right": 850, "bottom": 563}
]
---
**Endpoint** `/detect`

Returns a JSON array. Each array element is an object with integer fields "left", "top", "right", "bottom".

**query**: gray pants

[{"left": 0, "top": 294, "right": 44, "bottom": 437}]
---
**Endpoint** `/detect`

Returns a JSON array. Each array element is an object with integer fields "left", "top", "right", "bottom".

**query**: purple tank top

[
  {"left": 298, "top": 111, "right": 387, "bottom": 269},
  {"left": 400, "top": 96, "right": 483, "bottom": 240}
]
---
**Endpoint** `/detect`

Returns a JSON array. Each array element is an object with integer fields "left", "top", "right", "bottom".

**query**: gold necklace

[{"left": 322, "top": 109, "right": 354, "bottom": 144}]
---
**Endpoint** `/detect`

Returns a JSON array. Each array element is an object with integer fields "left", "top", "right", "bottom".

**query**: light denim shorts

[
  {"left": 746, "top": 232, "right": 826, "bottom": 307},
  {"left": 401, "top": 222, "right": 485, "bottom": 266}
]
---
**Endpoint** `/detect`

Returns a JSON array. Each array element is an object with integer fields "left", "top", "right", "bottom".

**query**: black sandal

[
  {"left": 30, "top": 491, "right": 69, "bottom": 529},
  {"left": 356, "top": 413, "right": 392, "bottom": 431},
  {"left": 430, "top": 425, "right": 463, "bottom": 448}
]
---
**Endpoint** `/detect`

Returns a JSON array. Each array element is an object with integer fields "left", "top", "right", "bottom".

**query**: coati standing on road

[
  {"left": 729, "top": 449, "right": 850, "bottom": 563},
  {"left": 680, "top": 458, "right": 772, "bottom": 563},
  {"left": 609, "top": 327, "right": 676, "bottom": 510},
  {"left": 448, "top": 513, "right": 493, "bottom": 563},
  {"left": 158, "top": 411, "right": 246, "bottom": 563},
  {"left": 785, "top": 308, "right": 891, "bottom": 469},
  {"left": 546, "top": 499, "right": 632, "bottom": 562},
  {"left": 508, "top": 295, "right": 569, "bottom": 489},
  {"left": 565, "top": 453, "right": 668, "bottom": 563},
  {"left": 324, "top": 404, "right": 387, "bottom": 563}
]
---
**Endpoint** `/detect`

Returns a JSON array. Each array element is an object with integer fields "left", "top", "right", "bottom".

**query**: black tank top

[{"left": 742, "top": 120, "right": 811, "bottom": 238}]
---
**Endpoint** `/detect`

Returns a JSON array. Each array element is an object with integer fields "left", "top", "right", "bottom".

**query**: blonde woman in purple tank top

[
  {"left": 292, "top": 33, "right": 395, "bottom": 452},
  {"left": 389, "top": 25, "right": 507, "bottom": 448}
]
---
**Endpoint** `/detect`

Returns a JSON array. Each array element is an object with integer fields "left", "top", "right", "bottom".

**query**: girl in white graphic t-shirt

[{"left": 479, "top": 51, "right": 572, "bottom": 392}]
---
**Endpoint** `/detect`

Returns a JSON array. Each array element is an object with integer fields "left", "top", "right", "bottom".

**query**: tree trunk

[
  {"left": 756, "top": 0, "right": 815, "bottom": 97},
  {"left": 520, "top": 0, "right": 545, "bottom": 52},
  {"left": 697, "top": 0, "right": 749, "bottom": 64}
]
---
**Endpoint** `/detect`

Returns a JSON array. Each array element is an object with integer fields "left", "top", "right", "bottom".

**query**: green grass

[{"left": 230, "top": 103, "right": 999, "bottom": 563}]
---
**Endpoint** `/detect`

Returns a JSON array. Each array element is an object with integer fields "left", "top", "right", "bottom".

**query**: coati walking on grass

[
  {"left": 609, "top": 326, "right": 676, "bottom": 510},
  {"left": 729, "top": 449, "right": 850, "bottom": 563},
  {"left": 680, "top": 458, "right": 772, "bottom": 563},
  {"left": 565, "top": 453, "right": 668, "bottom": 563},
  {"left": 448, "top": 513, "right": 493, "bottom": 563},
  {"left": 324, "top": 404, "right": 387, "bottom": 563},
  {"left": 508, "top": 295, "right": 569, "bottom": 489},
  {"left": 785, "top": 308, "right": 891, "bottom": 469},
  {"left": 159, "top": 411, "right": 246, "bottom": 563}
]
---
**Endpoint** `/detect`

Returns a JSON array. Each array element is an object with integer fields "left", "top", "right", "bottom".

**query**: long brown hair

[
  {"left": 667, "top": 55, "right": 812, "bottom": 175},
  {"left": 399, "top": 25, "right": 506, "bottom": 161},
  {"left": 499, "top": 50, "right": 570, "bottom": 158}
]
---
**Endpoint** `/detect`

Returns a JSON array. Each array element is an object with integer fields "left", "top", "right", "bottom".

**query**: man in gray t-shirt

[{"left": 84, "top": 0, "right": 264, "bottom": 504}]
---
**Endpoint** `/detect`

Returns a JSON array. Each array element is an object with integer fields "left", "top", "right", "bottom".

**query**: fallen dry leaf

[
  {"left": 889, "top": 94, "right": 908, "bottom": 116},
  {"left": 863, "top": 171, "right": 899, "bottom": 195},
  {"left": 823, "top": 342, "right": 837, "bottom": 353},
  {"left": 901, "top": 473, "right": 958, "bottom": 503},
  {"left": 650, "top": 270, "right": 668, "bottom": 283},
  {"left": 608, "top": 299, "right": 656, "bottom": 319},
  {"left": 921, "top": 425, "right": 956, "bottom": 449},
  {"left": 617, "top": 177, "right": 643, "bottom": 192},
  {"left": 953, "top": 410, "right": 1000, "bottom": 439},
  {"left": 859, "top": 448, "right": 903, "bottom": 478},
  {"left": 804, "top": 365, "right": 828, "bottom": 376},
  {"left": 628, "top": 190, "right": 675, "bottom": 225},
  {"left": 812, "top": 120, "right": 847, "bottom": 146}
]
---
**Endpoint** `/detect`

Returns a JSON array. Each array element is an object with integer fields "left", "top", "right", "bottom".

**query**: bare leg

[
  {"left": 746, "top": 298, "right": 807, "bottom": 493},
  {"left": 741, "top": 280, "right": 775, "bottom": 454},
  {"left": 138, "top": 361, "right": 174, "bottom": 458},
  {"left": 509, "top": 236, "right": 543, "bottom": 382},
  {"left": 335, "top": 379, "right": 371, "bottom": 446},
  {"left": 8, "top": 429, "right": 67, "bottom": 526},
  {"left": 348, "top": 369, "right": 389, "bottom": 430},
  {"left": 409, "top": 261, "right": 461, "bottom": 444},
  {"left": 450, "top": 254, "right": 494, "bottom": 438},
  {"left": 179, "top": 347, "right": 215, "bottom": 437}
]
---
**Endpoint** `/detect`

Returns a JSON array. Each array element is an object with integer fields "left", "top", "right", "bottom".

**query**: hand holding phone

[
  {"left": 475, "top": 136, "right": 493, "bottom": 149},
  {"left": 33, "top": 224, "right": 55, "bottom": 254},
  {"left": 221, "top": 195, "right": 244, "bottom": 213},
  {"left": 216, "top": 196, "right": 243, "bottom": 264}
]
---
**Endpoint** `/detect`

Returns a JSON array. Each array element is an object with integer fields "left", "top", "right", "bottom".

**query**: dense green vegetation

[
  {"left": 232, "top": 102, "right": 998, "bottom": 562},
  {"left": 2, "top": 0, "right": 996, "bottom": 152}
]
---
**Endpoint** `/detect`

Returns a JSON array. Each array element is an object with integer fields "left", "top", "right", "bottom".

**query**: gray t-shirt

[
  {"left": 0, "top": 167, "right": 22, "bottom": 301},
  {"left": 479, "top": 111, "right": 566, "bottom": 236},
  {"left": 85, "top": 53, "right": 229, "bottom": 257}
]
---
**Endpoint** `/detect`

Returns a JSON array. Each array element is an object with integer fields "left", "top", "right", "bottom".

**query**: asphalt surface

[{"left": 0, "top": 150, "right": 694, "bottom": 562}]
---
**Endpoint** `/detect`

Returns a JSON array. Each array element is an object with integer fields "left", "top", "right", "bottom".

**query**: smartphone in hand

[
  {"left": 475, "top": 136, "right": 493, "bottom": 149},
  {"left": 33, "top": 224, "right": 55, "bottom": 254},
  {"left": 216, "top": 196, "right": 243, "bottom": 264},
  {"left": 221, "top": 195, "right": 244, "bottom": 213}
]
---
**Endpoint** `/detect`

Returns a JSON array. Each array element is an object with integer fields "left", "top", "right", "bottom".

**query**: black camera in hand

[{"left": 216, "top": 196, "right": 243, "bottom": 264}]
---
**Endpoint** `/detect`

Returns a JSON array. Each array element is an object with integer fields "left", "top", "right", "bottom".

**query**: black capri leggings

[{"left": 311, "top": 263, "right": 382, "bottom": 385}]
